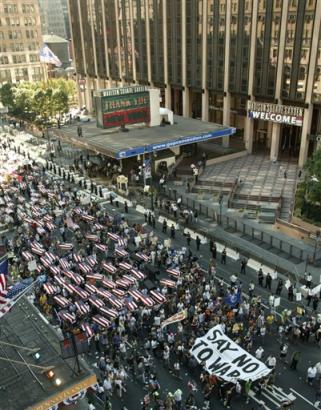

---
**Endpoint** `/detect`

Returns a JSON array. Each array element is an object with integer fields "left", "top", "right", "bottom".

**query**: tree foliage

[
  {"left": 304, "top": 148, "right": 321, "bottom": 204},
  {"left": 0, "top": 78, "right": 76, "bottom": 126}
]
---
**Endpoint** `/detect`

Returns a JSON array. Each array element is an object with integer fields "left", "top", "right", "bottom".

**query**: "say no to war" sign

[{"left": 191, "top": 325, "right": 271, "bottom": 382}]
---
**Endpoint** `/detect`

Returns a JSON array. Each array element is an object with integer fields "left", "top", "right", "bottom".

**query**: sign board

[
  {"left": 191, "top": 325, "right": 271, "bottom": 382},
  {"left": 94, "top": 86, "right": 150, "bottom": 129},
  {"left": 247, "top": 101, "right": 303, "bottom": 126}
]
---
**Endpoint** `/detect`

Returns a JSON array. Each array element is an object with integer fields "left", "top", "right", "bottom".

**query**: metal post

[{"left": 313, "top": 230, "right": 320, "bottom": 263}]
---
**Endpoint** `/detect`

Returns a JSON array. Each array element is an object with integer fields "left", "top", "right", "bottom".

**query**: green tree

[
  {"left": 0, "top": 83, "right": 15, "bottom": 111},
  {"left": 304, "top": 148, "right": 321, "bottom": 204}
]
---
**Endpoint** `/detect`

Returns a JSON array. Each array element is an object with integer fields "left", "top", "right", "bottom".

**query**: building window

[
  {"left": 0, "top": 70, "right": 12, "bottom": 83},
  {"left": 13, "top": 55, "right": 27, "bottom": 64},
  {"left": 0, "top": 56, "right": 9, "bottom": 64},
  {"left": 29, "top": 54, "right": 39, "bottom": 62}
]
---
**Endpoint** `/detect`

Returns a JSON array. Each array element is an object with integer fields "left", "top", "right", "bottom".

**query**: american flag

[
  {"left": 85, "top": 234, "right": 99, "bottom": 242},
  {"left": 43, "top": 283, "right": 58, "bottom": 295},
  {"left": 122, "top": 275, "right": 136, "bottom": 285},
  {"left": 58, "top": 243, "right": 74, "bottom": 250},
  {"left": 85, "top": 283, "right": 97, "bottom": 294},
  {"left": 73, "top": 253, "right": 82, "bottom": 263},
  {"left": 117, "top": 238, "right": 126, "bottom": 247},
  {"left": 94, "top": 223, "right": 104, "bottom": 231},
  {"left": 63, "top": 270, "right": 83, "bottom": 285},
  {"left": 128, "top": 289, "right": 142, "bottom": 302},
  {"left": 88, "top": 296, "right": 104, "bottom": 309},
  {"left": 166, "top": 268, "right": 180, "bottom": 278},
  {"left": 86, "top": 273, "right": 103, "bottom": 281},
  {"left": 115, "top": 248, "right": 129, "bottom": 258},
  {"left": 102, "top": 262, "right": 117, "bottom": 274},
  {"left": 118, "top": 261, "right": 132, "bottom": 270},
  {"left": 59, "top": 310, "right": 76, "bottom": 323},
  {"left": 95, "top": 288, "right": 112, "bottom": 299},
  {"left": 81, "top": 322, "right": 94, "bottom": 337},
  {"left": 160, "top": 279, "right": 177, "bottom": 288},
  {"left": 79, "top": 263, "right": 91, "bottom": 274},
  {"left": 82, "top": 214, "right": 95, "bottom": 222},
  {"left": 136, "top": 253, "right": 149, "bottom": 262},
  {"left": 140, "top": 295, "right": 155, "bottom": 307},
  {"left": 125, "top": 300, "right": 138, "bottom": 312},
  {"left": 86, "top": 256, "right": 97, "bottom": 267},
  {"left": 95, "top": 243, "right": 108, "bottom": 252},
  {"left": 93, "top": 315, "right": 110, "bottom": 328},
  {"left": 59, "top": 259, "right": 71, "bottom": 270},
  {"left": 0, "top": 274, "right": 12, "bottom": 318},
  {"left": 99, "top": 306, "right": 118, "bottom": 319},
  {"left": 75, "top": 300, "right": 91, "bottom": 315},
  {"left": 50, "top": 266, "right": 60, "bottom": 275},
  {"left": 130, "top": 268, "right": 145, "bottom": 281},
  {"left": 107, "top": 232, "right": 120, "bottom": 241},
  {"left": 115, "top": 279, "right": 130, "bottom": 289},
  {"left": 101, "top": 279, "right": 116, "bottom": 289},
  {"left": 53, "top": 295, "right": 70, "bottom": 308},
  {"left": 150, "top": 289, "right": 166, "bottom": 304},
  {"left": 112, "top": 288, "right": 126, "bottom": 298},
  {"left": 107, "top": 296, "right": 123, "bottom": 310},
  {"left": 46, "top": 222, "right": 55, "bottom": 231}
]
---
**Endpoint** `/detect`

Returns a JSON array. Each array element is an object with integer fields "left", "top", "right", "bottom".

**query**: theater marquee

[{"left": 247, "top": 101, "right": 303, "bottom": 127}]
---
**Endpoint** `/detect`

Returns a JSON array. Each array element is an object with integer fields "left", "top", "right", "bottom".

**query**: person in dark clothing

[
  {"left": 258, "top": 268, "right": 264, "bottom": 286},
  {"left": 221, "top": 248, "right": 227, "bottom": 264},
  {"left": 211, "top": 244, "right": 217, "bottom": 259},
  {"left": 196, "top": 235, "right": 201, "bottom": 251},
  {"left": 151, "top": 215, "right": 156, "bottom": 229},
  {"left": 240, "top": 259, "right": 247, "bottom": 274},
  {"left": 148, "top": 212, "right": 152, "bottom": 225},
  {"left": 290, "top": 351, "right": 300, "bottom": 370},
  {"left": 162, "top": 219, "right": 167, "bottom": 234},
  {"left": 276, "top": 279, "right": 283, "bottom": 296},
  {"left": 265, "top": 273, "right": 272, "bottom": 290},
  {"left": 170, "top": 224, "right": 175, "bottom": 239},
  {"left": 124, "top": 201, "right": 128, "bottom": 213},
  {"left": 312, "top": 296, "right": 319, "bottom": 311},
  {"left": 186, "top": 232, "right": 191, "bottom": 247},
  {"left": 288, "top": 285, "right": 294, "bottom": 302}
]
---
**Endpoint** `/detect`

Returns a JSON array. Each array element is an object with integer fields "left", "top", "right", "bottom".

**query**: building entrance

[
  {"left": 171, "top": 88, "right": 183, "bottom": 115},
  {"left": 279, "top": 124, "right": 301, "bottom": 160},
  {"left": 253, "top": 119, "right": 269, "bottom": 153}
]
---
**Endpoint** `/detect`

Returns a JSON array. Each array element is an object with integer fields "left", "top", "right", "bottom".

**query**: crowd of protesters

[{"left": 0, "top": 132, "right": 321, "bottom": 410}]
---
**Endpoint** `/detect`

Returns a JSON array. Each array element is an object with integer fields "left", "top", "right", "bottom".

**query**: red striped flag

[
  {"left": 31, "top": 246, "right": 45, "bottom": 256},
  {"left": 150, "top": 289, "right": 166, "bottom": 304},
  {"left": 115, "top": 279, "right": 130, "bottom": 289},
  {"left": 75, "top": 300, "right": 91, "bottom": 315},
  {"left": 166, "top": 268, "right": 180, "bottom": 278},
  {"left": 59, "top": 310, "right": 76, "bottom": 323},
  {"left": 53, "top": 295, "right": 70, "bottom": 308},
  {"left": 84, "top": 283, "right": 97, "bottom": 294},
  {"left": 160, "top": 279, "right": 177, "bottom": 288},
  {"left": 107, "top": 232, "right": 119, "bottom": 241},
  {"left": 50, "top": 266, "right": 60, "bottom": 275},
  {"left": 102, "top": 279, "right": 116, "bottom": 289},
  {"left": 82, "top": 214, "right": 95, "bottom": 222},
  {"left": 86, "top": 273, "right": 103, "bottom": 281},
  {"left": 125, "top": 300, "right": 138, "bottom": 312},
  {"left": 78, "top": 263, "right": 91, "bottom": 274},
  {"left": 89, "top": 296, "right": 104, "bottom": 309},
  {"left": 140, "top": 295, "right": 155, "bottom": 307},
  {"left": 99, "top": 306, "right": 118, "bottom": 319},
  {"left": 81, "top": 322, "right": 94, "bottom": 337},
  {"left": 117, "top": 238, "right": 126, "bottom": 247},
  {"left": 72, "top": 286, "right": 89, "bottom": 299},
  {"left": 54, "top": 275, "right": 66, "bottom": 286},
  {"left": 136, "top": 253, "right": 149, "bottom": 262},
  {"left": 86, "top": 256, "right": 97, "bottom": 267},
  {"left": 59, "top": 259, "right": 71, "bottom": 270},
  {"left": 44, "top": 252, "right": 56, "bottom": 263},
  {"left": 85, "top": 234, "right": 99, "bottom": 242},
  {"left": 112, "top": 288, "right": 126, "bottom": 298},
  {"left": 128, "top": 289, "right": 142, "bottom": 302},
  {"left": 63, "top": 271, "right": 83, "bottom": 285},
  {"left": 46, "top": 222, "right": 55, "bottom": 231},
  {"left": 57, "top": 243, "right": 74, "bottom": 250},
  {"left": 95, "top": 243, "right": 108, "bottom": 252},
  {"left": 94, "top": 223, "right": 104, "bottom": 230},
  {"left": 43, "top": 283, "right": 57, "bottom": 295},
  {"left": 122, "top": 275, "right": 136, "bottom": 285},
  {"left": 93, "top": 315, "right": 110, "bottom": 328},
  {"left": 40, "top": 257, "right": 51, "bottom": 268},
  {"left": 118, "top": 261, "right": 132, "bottom": 270},
  {"left": 102, "top": 262, "right": 117, "bottom": 274},
  {"left": 73, "top": 254, "right": 82, "bottom": 263},
  {"left": 74, "top": 207, "right": 82, "bottom": 215},
  {"left": 96, "top": 288, "right": 112, "bottom": 299},
  {"left": 130, "top": 268, "right": 145, "bottom": 280},
  {"left": 107, "top": 296, "right": 123, "bottom": 310},
  {"left": 0, "top": 274, "right": 8, "bottom": 305},
  {"left": 115, "top": 248, "right": 129, "bottom": 258}
]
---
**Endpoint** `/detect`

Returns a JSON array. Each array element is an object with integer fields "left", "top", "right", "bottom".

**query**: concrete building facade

[
  {"left": 0, "top": 0, "right": 44, "bottom": 84},
  {"left": 69, "top": 0, "right": 321, "bottom": 166},
  {"left": 38, "top": 0, "right": 67, "bottom": 40}
]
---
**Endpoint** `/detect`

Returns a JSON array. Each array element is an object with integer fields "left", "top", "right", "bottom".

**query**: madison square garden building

[{"left": 69, "top": 0, "right": 321, "bottom": 166}]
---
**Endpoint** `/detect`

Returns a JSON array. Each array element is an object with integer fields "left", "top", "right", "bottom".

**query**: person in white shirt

[
  {"left": 255, "top": 346, "right": 264, "bottom": 360},
  {"left": 266, "top": 355, "right": 276, "bottom": 370},
  {"left": 307, "top": 366, "right": 317, "bottom": 385}
]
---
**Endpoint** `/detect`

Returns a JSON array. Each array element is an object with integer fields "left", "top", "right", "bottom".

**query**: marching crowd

[{"left": 0, "top": 133, "right": 321, "bottom": 410}]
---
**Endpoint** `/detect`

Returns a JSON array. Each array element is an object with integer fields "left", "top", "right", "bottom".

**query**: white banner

[{"left": 190, "top": 325, "right": 271, "bottom": 382}]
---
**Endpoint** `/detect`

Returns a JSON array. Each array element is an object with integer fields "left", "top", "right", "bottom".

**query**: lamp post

[{"left": 218, "top": 192, "right": 224, "bottom": 225}]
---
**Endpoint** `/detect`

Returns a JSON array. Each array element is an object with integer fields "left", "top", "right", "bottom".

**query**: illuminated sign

[
  {"left": 247, "top": 101, "right": 303, "bottom": 126},
  {"left": 95, "top": 86, "right": 150, "bottom": 129}
]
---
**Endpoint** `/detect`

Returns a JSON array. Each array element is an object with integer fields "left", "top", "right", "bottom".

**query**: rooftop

[
  {"left": 54, "top": 115, "right": 236, "bottom": 159},
  {"left": 43, "top": 34, "right": 69, "bottom": 44},
  {"left": 0, "top": 297, "right": 95, "bottom": 410}
]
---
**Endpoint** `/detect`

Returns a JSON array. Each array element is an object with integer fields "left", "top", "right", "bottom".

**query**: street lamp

[{"left": 218, "top": 192, "right": 224, "bottom": 225}]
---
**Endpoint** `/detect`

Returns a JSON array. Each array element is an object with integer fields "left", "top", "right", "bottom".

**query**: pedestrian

[
  {"left": 298, "top": 169, "right": 302, "bottom": 178},
  {"left": 173, "top": 388, "right": 183, "bottom": 409},
  {"left": 240, "top": 259, "right": 247, "bottom": 274},
  {"left": 288, "top": 285, "right": 294, "bottom": 302},
  {"left": 170, "top": 224, "right": 175, "bottom": 239},
  {"left": 124, "top": 201, "right": 128, "bottom": 213},
  {"left": 290, "top": 351, "right": 301, "bottom": 370},
  {"left": 248, "top": 281, "right": 255, "bottom": 298},
  {"left": 221, "top": 247, "right": 227, "bottom": 264},
  {"left": 306, "top": 288, "right": 313, "bottom": 306},
  {"left": 307, "top": 366, "right": 317, "bottom": 386},
  {"left": 223, "top": 386, "right": 234, "bottom": 409},
  {"left": 244, "top": 379, "right": 252, "bottom": 404},
  {"left": 306, "top": 273, "right": 313, "bottom": 288},
  {"left": 313, "top": 296, "right": 319, "bottom": 311},
  {"left": 151, "top": 215, "right": 156, "bottom": 229},
  {"left": 265, "top": 272, "right": 272, "bottom": 290},
  {"left": 186, "top": 232, "right": 191, "bottom": 247},
  {"left": 211, "top": 243, "right": 217, "bottom": 259},
  {"left": 258, "top": 268, "right": 264, "bottom": 286},
  {"left": 276, "top": 278, "right": 283, "bottom": 296},
  {"left": 162, "top": 219, "right": 167, "bottom": 234},
  {"left": 266, "top": 355, "right": 276, "bottom": 371},
  {"left": 196, "top": 235, "right": 201, "bottom": 251},
  {"left": 284, "top": 170, "right": 287, "bottom": 178},
  {"left": 194, "top": 209, "right": 198, "bottom": 223},
  {"left": 279, "top": 343, "right": 288, "bottom": 361},
  {"left": 255, "top": 346, "right": 264, "bottom": 360}
]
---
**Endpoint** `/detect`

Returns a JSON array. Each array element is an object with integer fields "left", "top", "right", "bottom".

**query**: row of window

[
  {"left": 0, "top": 17, "right": 37, "bottom": 26},
  {"left": 0, "top": 54, "right": 39, "bottom": 64},
  {"left": 1, "top": 3, "right": 35, "bottom": 14},
  {"left": 0, "top": 29, "right": 39, "bottom": 39}
]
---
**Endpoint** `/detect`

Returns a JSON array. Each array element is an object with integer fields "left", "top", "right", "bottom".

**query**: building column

[
  {"left": 114, "top": 0, "right": 123, "bottom": 84},
  {"left": 270, "top": 122, "right": 281, "bottom": 161},
  {"left": 85, "top": 76, "right": 93, "bottom": 113},
  {"left": 182, "top": 0, "right": 189, "bottom": 117},
  {"left": 244, "top": 0, "right": 258, "bottom": 154},
  {"left": 270, "top": 0, "right": 289, "bottom": 160},
  {"left": 298, "top": 0, "right": 321, "bottom": 166},
  {"left": 201, "top": 0, "right": 208, "bottom": 121},
  {"left": 162, "top": 0, "right": 171, "bottom": 109},
  {"left": 222, "top": 0, "right": 231, "bottom": 147},
  {"left": 145, "top": 0, "right": 152, "bottom": 86},
  {"left": 101, "top": 0, "right": 111, "bottom": 87},
  {"left": 129, "top": 0, "right": 137, "bottom": 83},
  {"left": 88, "top": 0, "right": 99, "bottom": 89}
]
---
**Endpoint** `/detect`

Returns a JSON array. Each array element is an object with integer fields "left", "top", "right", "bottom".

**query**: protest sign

[
  {"left": 161, "top": 310, "right": 187, "bottom": 329},
  {"left": 190, "top": 325, "right": 271, "bottom": 382}
]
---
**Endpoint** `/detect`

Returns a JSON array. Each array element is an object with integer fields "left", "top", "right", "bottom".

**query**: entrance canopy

[{"left": 54, "top": 115, "right": 236, "bottom": 160}]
